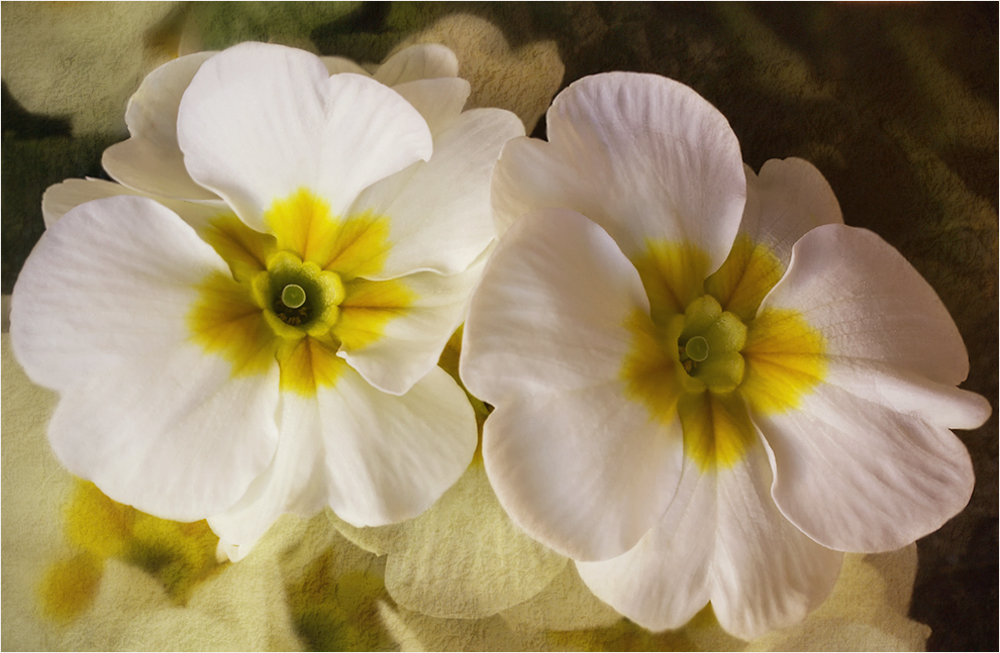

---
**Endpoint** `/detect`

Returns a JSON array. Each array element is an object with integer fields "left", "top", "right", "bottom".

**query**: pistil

[{"left": 281, "top": 283, "right": 306, "bottom": 309}]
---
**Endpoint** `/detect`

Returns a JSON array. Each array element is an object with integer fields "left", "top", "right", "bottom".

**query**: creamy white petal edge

[
  {"left": 755, "top": 224, "right": 989, "bottom": 552},
  {"left": 176, "top": 42, "right": 432, "bottom": 229},
  {"left": 741, "top": 157, "right": 844, "bottom": 267},
  {"left": 330, "top": 463, "right": 568, "bottom": 619},
  {"left": 11, "top": 196, "right": 279, "bottom": 520},
  {"left": 106, "top": 43, "right": 461, "bottom": 206},
  {"left": 578, "top": 444, "right": 844, "bottom": 641},
  {"left": 102, "top": 50, "right": 218, "bottom": 201},
  {"left": 491, "top": 72, "right": 745, "bottom": 270},
  {"left": 211, "top": 364, "right": 477, "bottom": 558},
  {"left": 354, "top": 107, "right": 524, "bottom": 278},
  {"left": 341, "top": 252, "right": 488, "bottom": 396},
  {"left": 42, "top": 178, "right": 225, "bottom": 231},
  {"left": 462, "top": 210, "right": 683, "bottom": 561},
  {"left": 374, "top": 43, "right": 460, "bottom": 85}
]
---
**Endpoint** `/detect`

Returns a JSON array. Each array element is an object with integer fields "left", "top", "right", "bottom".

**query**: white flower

[
  {"left": 460, "top": 72, "right": 991, "bottom": 638},
  {"left": 12, "top": 42, "right": 523, "bottom": 561}
]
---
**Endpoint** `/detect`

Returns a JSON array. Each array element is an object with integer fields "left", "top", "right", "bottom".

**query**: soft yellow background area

[{"left": 1, "top": 321, "right": 930, "bottom": 650}]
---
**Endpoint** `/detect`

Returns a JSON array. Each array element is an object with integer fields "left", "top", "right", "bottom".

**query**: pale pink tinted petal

[
  {"left": 353, "top": 106, "right": 522, "bottom": 278},
  {"left": 342, "top": 253, "right": 486, "bottom": 396},
  {"left": 754, "top": 381, "right": 976, "bottom": 553},
  {"left": 177, "top": 42, "right": 432, "bottom": 229},
  {"left": 11, "top": 195, "right": 226, "bottom": 389},
  {"left": 762, "top": 224, "right": 973, "bottom": 386},
  {"left": 319, "top": 366, "right": 477, "bottom": 527},
  {"left": 741, "top": 157, "right": 843, "bottom": 267},
  {"left": 374, "top": 44, "right": 460, "bottom": 85},
  {"left": 208, "top": 393, "right": 330, "bottom": 561},
  {"left": 711, "top": 444, "right": 844, "bottom": 639},
  {"left": 460, "top": 209, "right": 649, "bottom": 401},
  {"left": 102, "top": 51, "right": 218, "bottom": 200},
  {"left": 576, "top": 460, "right": 714, "bottom": 628},
  {"left": 492, "top": 72, "right": 745, "bottom": 268},
  {"left": 41, "top": 178, "right": 226, "bottom": 231}
]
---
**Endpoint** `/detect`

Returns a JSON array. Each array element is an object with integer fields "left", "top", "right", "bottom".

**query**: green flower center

[
  {"left": 252, "top": 250, "right": 344, "bottom": 340},
  {"left": 682, "top": 335, "right": 709, "bottom": 363},
  {"left": 676, "top": 295, "right": 747, "bottom": 394},
  {"left": 280, "top": 283, "right": 307, "bottom": 310}
]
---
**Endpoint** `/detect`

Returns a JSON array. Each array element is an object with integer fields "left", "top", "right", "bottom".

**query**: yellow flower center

[
  {"left": 622, "top": 234, "right": 827, "bottom": 470},
  {"left": 187, "top": 188, "right": 415, "bottom": 396}
]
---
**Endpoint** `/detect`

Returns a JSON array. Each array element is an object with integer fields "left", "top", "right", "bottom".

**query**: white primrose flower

[
  {"left": 459, "top": 72, "right": 991, "bottom": 639},
  {"left": 12, "top": 42, "right": 524, "bottom": 561},
  {"left": 41, "top": 43, "right": 479, "bottom": 222}
]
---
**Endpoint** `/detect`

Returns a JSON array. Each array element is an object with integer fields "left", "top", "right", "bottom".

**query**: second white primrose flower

[
  {"left": 460, "top": 73, "right": 991, "bottom": 639},
  {"left": 11, "top": 43, "right": 523, "bottom": 559}
]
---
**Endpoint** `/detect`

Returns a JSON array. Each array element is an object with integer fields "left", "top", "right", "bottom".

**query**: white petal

[
  {"left": 10, "top": 194, "right": 280, "bottom": 520},
  {"left": 374, "top": 43, "right": 460, "bottom": 85},
  {"left": 177, "top": 42, "right": 432, "bottom": 229},
  {"left": 42, "top": 178, "right": 150, "bottom": 227},
  {"left": 320, "top": 366, "right": 477, "bottom": 527},
  {"left": 48, "top": 347, "right": 279, "bottom": 522},
  {"left": 102, "top": 51, "right": 219, "bottom": 200},
  {"left": 460, "top": 209, "right": 649, "bottom": 401},
  {"left": 491, "top": 72, "right": 745, "bottom": 268},
  {"left": 578, "top": 446, "right": 844, "bottom": 641},
  {"left": 825, "top": 359, "right": 991, "bottom": 430},
  {"left": 762, "top": 224, "right": 975, "bottom": 386},
  {"left": 576, "top": 461, "right": 715, "bottom": 629},
  {"left": 341, "top": 252, "right": 486, "bottom": 396},
  {"left": 483, "top": 386, "right": 683, "bottom": 563},
  {"left": 461, "top": 210, "right": 681, "bottom": 560},
  {"left": 41, "top": 178, "right": 226, "bottom": 231},
  {"left": 353, "top": 106, "right": 522, "bottom": 278},
  {"left": 754, "top": 380, "right": 976, "bottom": 553},
  {"left": 741, "top": 157, "right": 843, "bottom": 267},
  {"left": 710, "top": 445, "right": 844, "bottom": 639},
  {"left": 208, "top": 394, "right": 331, "bottom": 561},
  {"left": 12, "top": 195, "right": 227, "bottom": 389},
  {"left": 746, "top": 545, "right": 930, "bottom": 652},
  {"left": 390, "top": 77, "right": 471, "bottom": 136}
]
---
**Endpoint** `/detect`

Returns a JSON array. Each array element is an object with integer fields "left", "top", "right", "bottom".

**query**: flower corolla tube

[
  {"left": 459, "top": 72, "right": 991, "bottom": 639},
  {"left": 12, "top": 42, "right": 524, "bottom": 560}
]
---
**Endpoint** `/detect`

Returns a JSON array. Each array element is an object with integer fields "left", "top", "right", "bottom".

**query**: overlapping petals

[
  {"left": 491, "top": 72, "right": 745, "bottom": 267},
  {"left": 12, "top": 196, "right": 279, "bottom": 520},
  {"left": 177, "top": 47, "right": 433, "bottom": 229},
  {"left": 13, "top": 41, "right": 522, "bottom": 559},
  {"left": 462, "top": 71, "right": 989, "bottom": 639},
  {"left": 462, "top": 209, "right": 683, "bottom": 561},
  {"left": 754, "top": 225, "right": 987, "bottom": 552},
  {"left": 101, "top": 51, "right": 219, "bottom": 201}
]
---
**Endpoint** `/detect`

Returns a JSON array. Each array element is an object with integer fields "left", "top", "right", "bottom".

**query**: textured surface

[{"left": 2, "top": 3, "right": 996, "bottom": 650}]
